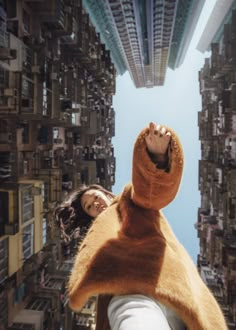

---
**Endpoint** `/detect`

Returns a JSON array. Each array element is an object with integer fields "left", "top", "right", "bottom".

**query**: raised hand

[{"left": 145, "top": 122, "right": 171, "bottom": 163}]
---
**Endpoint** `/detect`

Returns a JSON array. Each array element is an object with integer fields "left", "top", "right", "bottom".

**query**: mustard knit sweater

[{"left": 68, "top": 126, "right": 228, "bottom": 330}]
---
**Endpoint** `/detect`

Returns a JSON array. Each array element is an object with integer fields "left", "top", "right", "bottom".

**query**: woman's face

[{"left": 81, "top": 189, "right": 112, "bottom": 218}]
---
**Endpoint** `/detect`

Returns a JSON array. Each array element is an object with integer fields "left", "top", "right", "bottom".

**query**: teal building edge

[
  {"left": 212, "top": 1, "right": 236, "bottom": 45},
  {"left": 168, "top": 0, "right": 197, "bottom": 70},
  {"left": 82, "top": 0, "right": 127, "bottom": 75}
]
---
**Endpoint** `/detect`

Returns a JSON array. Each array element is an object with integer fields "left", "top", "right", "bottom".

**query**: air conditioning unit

[
  {"left": 10, "top": 49, "right": 17, "bottom": 59},
  {"left": 54, "top": 138, "right": 63, "bottom": 144},
  {"left": 4, "top": 88, "right": 17, "bottom": 97},
  {"left": 4, "top": 223, "right": 19, "bottom": 235},
  {"left": 32, "top": 65, "right": 40, "bottom": 74},
  {"left": 50, "top": 72, "right": 58, "bottom": 80},
  {"left": 0, "top": 48, "right": 16, "bottom": 60}
]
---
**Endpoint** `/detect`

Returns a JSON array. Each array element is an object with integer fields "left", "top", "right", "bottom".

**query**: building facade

[
  {"left": 197, "top": 10, "right": 236, "bottom": 330},
  {"left": 197, "top": 0, "right": 236, "bottom": 53},
  {"left": 0, "top": 0, "right": 116, "bottom": 329},
  {"left": 83, "top": 0, "right": 205, "bottom": 88}
]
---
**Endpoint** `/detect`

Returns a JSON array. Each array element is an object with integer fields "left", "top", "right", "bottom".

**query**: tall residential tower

[
  {"left": 197, "top": 0, "right": 236, "bottom": 53},
  {"left": 83, "top": 0, "right": 205, "bottom": 88}
]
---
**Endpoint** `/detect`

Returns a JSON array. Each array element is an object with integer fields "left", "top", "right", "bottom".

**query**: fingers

[
  {"left": 160, "top": 127, "right": 166, "bottom": 136},
  {"left": 149, "top": 122, "right": 156, "bottom": 136},
  {"left": 146, "top": 122, "right": 171, "bottom": 155},
  {"left": 154, "top": 124, "right": 161, "bottom": 135},
  {"left": 149, "top": 122, "right": 171, "bottom": 139}
]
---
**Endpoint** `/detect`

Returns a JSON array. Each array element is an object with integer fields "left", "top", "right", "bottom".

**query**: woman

[
  {"left": 54, "top": 184, "right": 115, "bottom": 243},
  {"left": 57, "top": 123, "right": 227, "bottom": 330},
  {"left": 54, "top": 122, "right": 169, "bottom": 243}
]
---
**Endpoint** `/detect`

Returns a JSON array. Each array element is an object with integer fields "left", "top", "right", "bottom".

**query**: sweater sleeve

[{"left": 131, "top": 126, "right": 184, "bottom": 210}]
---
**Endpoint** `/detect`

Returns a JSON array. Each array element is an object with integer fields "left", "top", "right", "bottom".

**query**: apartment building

[
  {"left": 83, "top": 0, "right": 205, "bottom": 87},
  {"left": 197, "top": 0, "right": 236, "bottom": 53},
  {"left": 0, "top": 0, "right": 116, "bottom": 329},
  {"left": 197, "top": 10, "right": 236, "bottom": 329}
]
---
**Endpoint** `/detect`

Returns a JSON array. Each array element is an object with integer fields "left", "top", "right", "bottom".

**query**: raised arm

[{"left": 131, "top": 122, "right": 184, "bottom": 210}]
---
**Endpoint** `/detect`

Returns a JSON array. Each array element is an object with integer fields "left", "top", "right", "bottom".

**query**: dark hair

[{"left": 54, "top": 184, "right": 115, "bottom": 244}]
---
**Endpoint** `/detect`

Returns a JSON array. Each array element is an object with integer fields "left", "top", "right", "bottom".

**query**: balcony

[
  {"left": 9, "top": 308, "right": 45, "bottom": 330},
  {"left": 0, "top": 152, "right": 14, "bottom": 182},
  {"left": 0, "top": 17, "right": 17, "bottom": 60},
  {"left": 32, "top": 0, "right": 72, "bottom": 36}
]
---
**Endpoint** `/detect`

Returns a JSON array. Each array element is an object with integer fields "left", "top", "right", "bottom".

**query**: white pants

[{"left": 107, "top": 294, "right": 186, "bottom": 330}]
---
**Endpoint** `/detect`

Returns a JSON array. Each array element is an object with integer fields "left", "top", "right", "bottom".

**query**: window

[
  {"left": 21, "top": 185, "right": 34, "bottom": 224},
  {"left": 0, "top": 238, "right": 8, "bottom": 283},
  {"left": 26, "top": 297, "right": 51, "bottom": 311},
  {"left": 0, "top": 289, "right": 8, "bottom": 328},
  {"left": 42, "top": 181, "right": 49, "bottom": 209},
  {"left": 21, "top": 123, "right": 29, "bottom": 144},
  {"left": 53, "top": 128, "right": 59, "bottom": 140},
  {"left": 0, "top": 191, "right": 9, "bottom": 224},
  {"left": 42, "top": 217, "right": 47, "bottom": 245},
  {"left": 0, "top": 67, "right": 9, "bottom": 106},
  {"left": 21, "top": 77, "right": 34, "bottom": 113},
  {"left": 46, "top": 278, "right": 64, "bottom": 290},
  {"left": 23, "top": 9, "right": 30, "bottom": 34},
  {"left": 22, "top": 223, "right": 34, "bottom": 260},
  {"left": 42, "top": 82, "right": 52, "bottom": 116},
  {"left": 23, "top": 47, "right": 33, "bottom": 78},
  {"left": 14, "top": 283, "right": 26, "bottom": 304}
]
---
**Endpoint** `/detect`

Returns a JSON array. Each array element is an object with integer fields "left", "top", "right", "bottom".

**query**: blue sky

[{"left": 112, "top": 0, "right": 217, "bottom": 262}]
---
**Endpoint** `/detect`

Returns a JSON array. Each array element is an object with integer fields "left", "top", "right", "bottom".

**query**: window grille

[
  {"left": 22, "top": 223, "right": 34, "bottom": 260},
  {"left": 21, "top": 185, "right": 34, "bottom": 223},
  {"left": 0, "top": 238, "right": 8, "bottom": 283}
]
